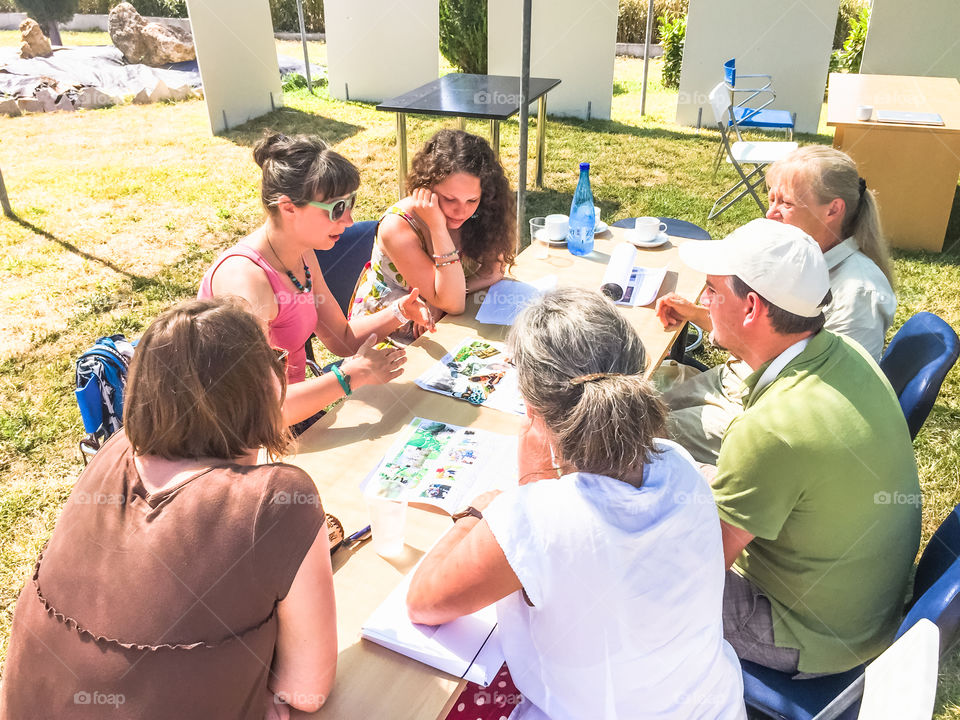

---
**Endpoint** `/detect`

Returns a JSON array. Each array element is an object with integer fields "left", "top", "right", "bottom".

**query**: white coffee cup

[
  {"left": 545, "top": 214, "right": 569, "bottom": 242},
  {"left": 856, "top": 105, "right": 873, "bottom": 122},
  {"left": 366, "top": 496, "right": 407, "bottom": 557},
  {"left": 633, "top": 216, "right": 667, "bottom": 243}
]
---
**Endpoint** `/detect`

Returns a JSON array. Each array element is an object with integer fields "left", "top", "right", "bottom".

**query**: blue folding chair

[
  {"left": 741, "top": 503, "right": 960, "bottom": 720},
  {"left": 879, "top": 312, "right": 960, "bottom": 439},
  {"left": 314, "top": 219, "right": 378, "bottom": 315},
  {"left": 305, "top": 219, "right": 378, "bottom": 373},
  {"left": 723, "top": 58, "right": 796, "bottom": 140}
]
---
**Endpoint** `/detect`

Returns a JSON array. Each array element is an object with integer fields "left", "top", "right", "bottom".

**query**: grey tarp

[{"left": 0, "top": 45, "right": 323, "bottom": 99}]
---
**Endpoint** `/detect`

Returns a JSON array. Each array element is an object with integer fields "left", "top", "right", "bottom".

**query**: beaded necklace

[{"left": 265, "top": 233, "right": 312, "bottom": 293}]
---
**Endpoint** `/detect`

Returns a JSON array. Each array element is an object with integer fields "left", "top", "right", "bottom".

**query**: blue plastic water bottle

[{"left": 567, "top": 162, "right": 596, "bottom": 256}]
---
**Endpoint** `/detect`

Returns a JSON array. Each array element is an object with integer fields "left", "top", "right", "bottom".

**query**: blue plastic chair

[
  {"left": 879, "top": 312, "right": 960, "bottom": 440},
  {"left": 741, "top": 503, "right": 960, "bottom": 720},
  {"left": 306, "top": 220, "right": 378, "bottom": 373},
  {"left": 314, "top": 219, "right": 378, "bottom": 315}
]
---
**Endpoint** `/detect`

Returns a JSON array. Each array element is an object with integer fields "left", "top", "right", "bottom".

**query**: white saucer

[
  {"left": 594, "top": 220, "right": 609, "bottom": 234},
  {"left": 628, "top": 231, "right": 670, "bottom": 249}
]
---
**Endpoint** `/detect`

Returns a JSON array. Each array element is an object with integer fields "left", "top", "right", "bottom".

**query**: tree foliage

[
  {"left": 13, "top": 0, "right": 78, "bottom": 26},
  {"left": 439, "top": 0, "right": 487, "bottom": 75}
]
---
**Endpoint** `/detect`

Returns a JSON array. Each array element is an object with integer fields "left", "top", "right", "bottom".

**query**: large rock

[
  {"left": 108, "top": 2, "right": 195, "bottom": 67},
  {"left": 19, "top": 18, "right": 53, "bottom": 59}
]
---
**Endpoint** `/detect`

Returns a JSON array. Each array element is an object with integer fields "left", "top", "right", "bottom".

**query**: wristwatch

[{"left": 451, "top": 506, "right": 483, "bottom": 523}]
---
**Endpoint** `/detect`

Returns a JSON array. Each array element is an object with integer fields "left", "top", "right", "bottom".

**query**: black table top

[{"left": 376, "top": 73, "right": 562, "bottom": 120}]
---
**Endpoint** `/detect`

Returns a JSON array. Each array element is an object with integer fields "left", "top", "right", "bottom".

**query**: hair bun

[{"left": 252, "top": 131, "right": 290, "bottom": 168}]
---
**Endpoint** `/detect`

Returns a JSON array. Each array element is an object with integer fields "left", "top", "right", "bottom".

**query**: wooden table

[
  {"left": 826, "top": 73, "right": 960, "bottom": 253},
  {"left": 376, "top": 74, "right": 561, "bottom": 197},
  {"left": 289, "top": 226, "right": 705, "bottom": 720}
]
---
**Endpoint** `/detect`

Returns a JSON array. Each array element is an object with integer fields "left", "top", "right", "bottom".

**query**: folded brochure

[
  {"left": 361, "top": 568, "right": 504, "bottom": 686},
  {"left": 414, "top": 338, "right": 525, "bottom": 416},
  {"left": 361, "top": 418, "right": 518, "bottom": 515}
]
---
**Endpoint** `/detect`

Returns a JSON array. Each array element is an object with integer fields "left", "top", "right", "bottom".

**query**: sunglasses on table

[{"left": 307, "top": 192, "right": 357, "bottom": 222}]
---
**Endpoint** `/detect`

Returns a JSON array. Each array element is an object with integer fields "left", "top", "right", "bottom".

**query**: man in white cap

[{"left": 677, "top": 218, "right": 920, "bottom": 676}]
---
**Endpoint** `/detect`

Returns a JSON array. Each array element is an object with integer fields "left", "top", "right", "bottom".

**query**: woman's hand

[
  {"left": 411, "top": 188, "right": 450, "bottom": 241},
  {"left": 655, "top": 292, "right": 710, "bottom": 331},
  {"left": 397, "top": 288, "right": 436, "bottom": 334},
  {"left": 342, "top": 334, "right": 407, "bottom": 388},
  {"left": 518, "top": 411, "right": 560, "bottom": 485}
]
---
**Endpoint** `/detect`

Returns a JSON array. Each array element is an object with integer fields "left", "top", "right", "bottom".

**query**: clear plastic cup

[
  {"left": 366, "top": 497, "right": 407, "bottom": 557},
  {"left": 529, "top": 217, "right": 550, "bottom": 259}
]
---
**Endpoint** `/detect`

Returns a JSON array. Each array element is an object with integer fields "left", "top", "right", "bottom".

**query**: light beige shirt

[{"left": 822, "top": 237, "right": 896, "bottom": 361}]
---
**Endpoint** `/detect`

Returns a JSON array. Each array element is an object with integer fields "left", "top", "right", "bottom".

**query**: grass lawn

[{"left": 2, "top": 32, "right": 960, "bottom": 715}]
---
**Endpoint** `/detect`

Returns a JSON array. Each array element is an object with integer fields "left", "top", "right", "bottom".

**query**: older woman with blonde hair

[
  {"left": 2, "top": 298, "right": 336, "bottom": 720},
  {"left": 408, "top": 288, "right": 745, "bottom": 720},
  {"left": 656, "top": 146, "right": 896, "bottom": 463}
]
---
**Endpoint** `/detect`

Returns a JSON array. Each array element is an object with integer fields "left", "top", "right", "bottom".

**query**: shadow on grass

[
  {"left": 7, "top": 214, "right": 151, "bottom": 283},
  {"left": 221, "top": 106, "right": 365, "bottom": 148}
]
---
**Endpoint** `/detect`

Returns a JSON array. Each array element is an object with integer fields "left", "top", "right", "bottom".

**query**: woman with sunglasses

[
  {"left": 2, "top": 298, "right": 336, "bottom": 719},
  {"left": 199, "top": 131, "right": 434, "bottom": 429},
  {"left": 350, "top": 129, "right": 516, "bottom": 338}
]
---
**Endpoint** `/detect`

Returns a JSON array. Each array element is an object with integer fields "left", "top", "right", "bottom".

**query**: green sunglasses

[{"left": 308, "top": 192, "right": 357, "bottom": 222}]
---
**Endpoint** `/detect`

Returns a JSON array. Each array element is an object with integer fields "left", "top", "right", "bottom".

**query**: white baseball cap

[{"left": 678, "top": 219, "right": 830, "bottom": 318}]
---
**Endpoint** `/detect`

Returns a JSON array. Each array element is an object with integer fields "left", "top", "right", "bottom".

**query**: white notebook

[
  {"left": 361, "top": 571, "right": 505, "bottom": 686},
  {"left": 476, "top": 276, "right": 558, "bottom": 325}
]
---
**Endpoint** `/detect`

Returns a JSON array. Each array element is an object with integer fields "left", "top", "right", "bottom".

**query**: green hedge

[{"left": 617, "top": 0, "right": 688, "bottom": 44}]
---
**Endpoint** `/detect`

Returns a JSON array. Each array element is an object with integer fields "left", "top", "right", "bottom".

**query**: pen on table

[{"left": 343, "top": 524, "right": 372, "bottom": 548}]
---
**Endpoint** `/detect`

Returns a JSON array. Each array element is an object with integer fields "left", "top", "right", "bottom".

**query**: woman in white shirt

[{"left": 407, "top": 288, "right": 746, "bottom": 720}]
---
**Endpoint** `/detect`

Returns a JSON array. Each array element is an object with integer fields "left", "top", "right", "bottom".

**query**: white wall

[
  {"left": 184, "top": 0, "right": 280, "bottom": 134},
  {"left": 861, "top": 0, "right": 960, "bottom": 79},
  {"left": 488, "top": 0, "right": 618, "bottom": 120},
  {"left": 676, "top": 0, "right": 839, "bottom": 134},
  {"left": 0, "top": 12, "right": 192, "bottom": 32},
  {"left": 323, "top": 0, "right": 438, "bottom": 103}
]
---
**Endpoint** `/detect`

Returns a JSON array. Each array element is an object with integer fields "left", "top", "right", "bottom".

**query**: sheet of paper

[
  {"left": 414, "top": 338, "right": 525, "bottom": 416},
  {"left": 616, "top": 266, "right": 667, "bottom": 307},
  {"left": 475, "top": 275, "right": 558, "bottom": 325},
  {"left": 361, "top": 418, "right": 518, "bottom": 514},
  {"left": 361, "top": 571, "right": 504, "bottom": 686}
]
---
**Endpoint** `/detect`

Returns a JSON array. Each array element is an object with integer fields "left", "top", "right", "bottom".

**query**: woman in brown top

[{"left": 1, "top": 298, "right": 335, "bottom": 720}]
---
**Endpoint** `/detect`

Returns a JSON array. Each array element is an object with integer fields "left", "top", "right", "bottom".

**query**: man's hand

[{"left": 655, "top": 292, "right": 703, "bottom": 330}]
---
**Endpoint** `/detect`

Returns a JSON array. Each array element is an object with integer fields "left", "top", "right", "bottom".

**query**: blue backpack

[{"left": 75, "top": 335, "right": 135, "bottom": 460}]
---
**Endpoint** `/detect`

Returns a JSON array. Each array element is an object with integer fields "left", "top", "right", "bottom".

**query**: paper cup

[{"left": 367, "top": 497, "right": 407, "bottom": 557}]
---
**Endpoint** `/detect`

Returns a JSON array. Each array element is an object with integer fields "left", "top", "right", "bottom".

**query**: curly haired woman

[{"left": 350, "top": 129, "right": 517, "bottom": 338}]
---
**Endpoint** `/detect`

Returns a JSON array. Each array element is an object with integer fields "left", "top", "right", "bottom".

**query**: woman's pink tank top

[{"left": 198, "top": 244, "right": 317, "bottom": 383}]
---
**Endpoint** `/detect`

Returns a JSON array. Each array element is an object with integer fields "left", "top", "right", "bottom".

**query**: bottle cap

[{"left": 579, "top": 162, "right": 590, "bottom": 171}]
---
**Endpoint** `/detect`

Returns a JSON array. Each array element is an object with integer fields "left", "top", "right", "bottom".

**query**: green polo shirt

[{"left": 714, "top": 330, "right": 920, "bottom": 674}]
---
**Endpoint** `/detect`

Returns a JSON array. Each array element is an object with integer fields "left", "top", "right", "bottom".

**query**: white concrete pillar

[
  {"left": 185, "top": 0, "right": 281, "bottom": 134},
  {"left": 488, "top": 0, "right": 618, "bottom": 121},
  {"left": 676, "top": 0, "right": 840, "bottom": 134},
  {"left": 324, "top": 0, "right": 439, "bottom": 102}
]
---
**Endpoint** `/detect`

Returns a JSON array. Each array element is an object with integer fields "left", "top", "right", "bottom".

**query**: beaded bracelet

[
  {"left": 330, "top": 363, "right": 352, "bottom": 396},
  {"left": 432, "top": 249, "right": 460, "bottom": 260},
  {"left": 435, "top": 257, "right": 462, "bottom": 268}
]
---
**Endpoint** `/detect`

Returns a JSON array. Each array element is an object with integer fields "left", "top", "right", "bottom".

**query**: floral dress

[{"left": 349, "top": 205, "right": 480, "bottom": 328}]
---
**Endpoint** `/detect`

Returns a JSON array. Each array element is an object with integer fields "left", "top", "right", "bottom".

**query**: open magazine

[
  {"left": 361, "top": 418, "right": 518, "bottom": 515},
  {"left": 415, "top": 338, "right": 525, "bottom": 416}
]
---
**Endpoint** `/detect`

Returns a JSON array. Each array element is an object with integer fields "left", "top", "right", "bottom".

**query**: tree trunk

[{"left": 46, "top": 21, "right": 62, "bottom": 46}]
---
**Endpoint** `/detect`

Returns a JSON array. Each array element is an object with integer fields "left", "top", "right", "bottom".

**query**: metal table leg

[
  {"left": 396, "top": 112, "right": 408, "bottom": 199},
  {"left": 535, "top": 95, "right": 547, "bottom": 188},
  {"left": 490, "top": 120, "right": 500, "bottom": 161},
  {"left": 0, "top": 167, "right": 11, "bottom": 217}
]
